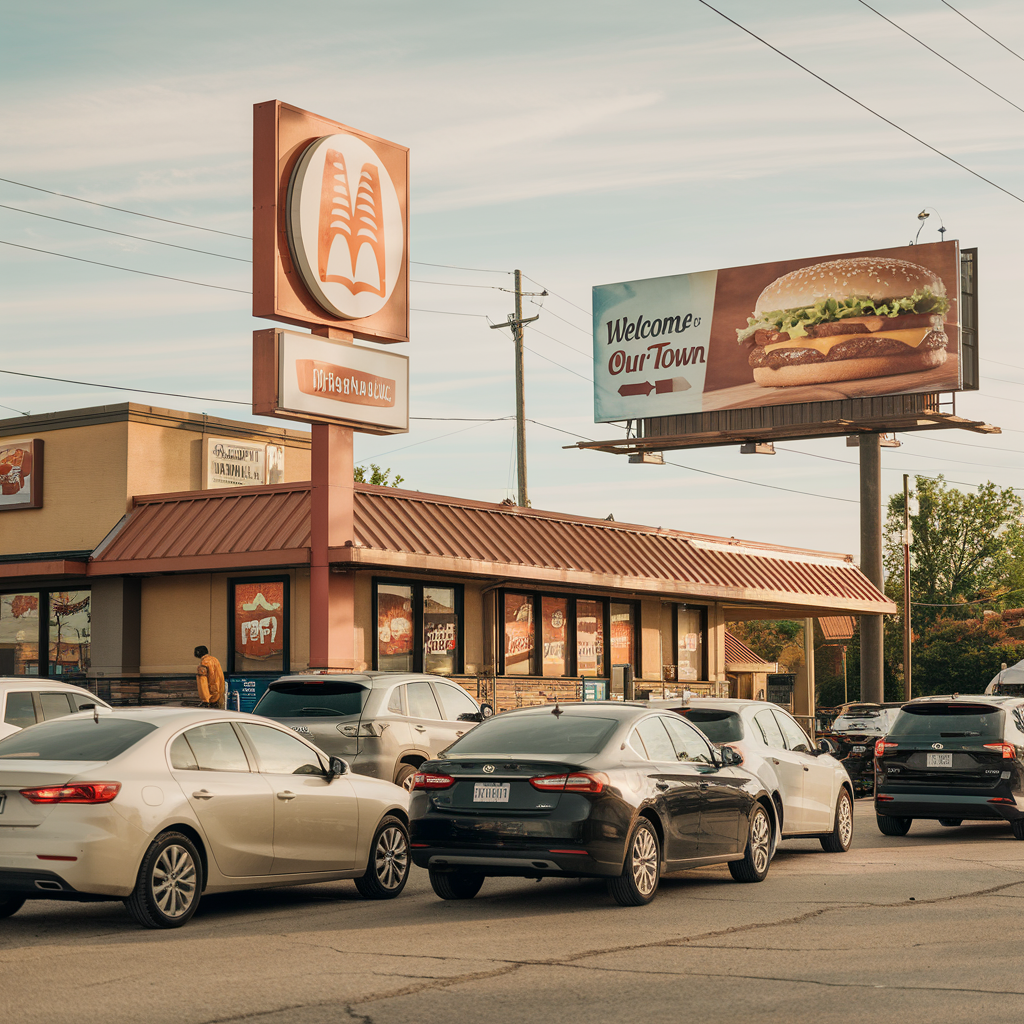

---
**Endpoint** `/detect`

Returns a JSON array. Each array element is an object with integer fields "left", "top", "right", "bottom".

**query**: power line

[
  {"left": 0, "top": 203, "right": 251, "bottom": 261},
  {"left": 0, "top": 176, "right": 249, "bottom": 239},
  {"left": 0, "top": 368, "right": 250, "bottom": 406},
  {"left": 939, "top": 0, "right": 1024, "bottom": 63},
  {"left": 528, "top": 298, "right": 592, "bottom": 337},
  {"left": 358, "top": 419, "right": 511, "bottom": 464},
  {"left": 854, "top": 0, "right": 1024, "bottom": 115},
  {"left": 694, "top": 0, "right": 1024, "bottom": 206},
  {"left": 522, "top": 274, "right": 591, "bottom": 317},
  {"left": 410, "top": 260, "right": 510, "bottom": 274},
  {"left": 410, "top": 279, "right": 508, "bottom": 291},
  {"left": 0, "top": 239, "right": 250, "bottom": 294}
]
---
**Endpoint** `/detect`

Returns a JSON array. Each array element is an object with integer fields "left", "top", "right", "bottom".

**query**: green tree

[
  {"left": 729, "top": 619, "right": 803, "bottom": 666},
  {"left": 354, "top": 464, "right": 404, "bottom": 488},
  {"left": 913, "top": 616, "right": 1024, "bottom": 696}
]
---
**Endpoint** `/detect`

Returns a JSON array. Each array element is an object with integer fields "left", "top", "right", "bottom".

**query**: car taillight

[
  {"left": 984, "top": 743, "right": 1017, "bottom": 759},
  {"left": 20, "top": 782, "right": 121, "bottom": 804},
  {"left": 530, "top": 772, "right": 608, "bottom": 794},
  {"left": 338, "top": 722, "right": 386, "bottom": 737},
  {"left": 875, "top": 740, "right": 898, "bottom": 757},
  {"left": 412, "top": 772, "right": 454, "bottom": 790}
]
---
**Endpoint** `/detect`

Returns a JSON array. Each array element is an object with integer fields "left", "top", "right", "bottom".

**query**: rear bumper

[
  {"left": 410, "top": 843, "right": 619, "bottom": 878},
  {"left": 875, "top": 792, "right": 1024, "bottom": 821},
  {"left": 0, "top": 868, "right": 115, "bottom": 901}
]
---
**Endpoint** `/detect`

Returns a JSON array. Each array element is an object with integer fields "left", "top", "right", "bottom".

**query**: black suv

[{"left": 874, "top": 695, "right": 1024, "bottom": 838}]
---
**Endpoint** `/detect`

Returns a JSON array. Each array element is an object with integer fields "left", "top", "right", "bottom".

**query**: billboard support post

[{"left": 860, "top": 433, "right": 884, "bottom": 703}]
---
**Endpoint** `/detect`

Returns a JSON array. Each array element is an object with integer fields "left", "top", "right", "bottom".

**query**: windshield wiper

[{"left": 296, "top": 707, "right": 346, "bottom": 716}]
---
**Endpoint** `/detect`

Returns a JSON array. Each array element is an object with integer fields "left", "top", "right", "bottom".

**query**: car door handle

[
  {"left": 414, "top": 725, "right": 427, "bottom": 733},
  {"left": 699, "top": 781, "right": 709, "bottom": 790},
  {"left": 771, "top": 758, "right": 781, "bottom": 765},
  {"left": 655, "top": 781, "right": 670, "bottom": 791},
  {"left": 803, "top": 766, "right": 810, "bottom": 772},
  {"left": 277, "top": 791, "right": 296, "bottom": 800},
  {"left": 192, "top": 790, "right": 214, "bottom": 799}
]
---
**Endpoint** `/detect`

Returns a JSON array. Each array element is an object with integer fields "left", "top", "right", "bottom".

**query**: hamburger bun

[
  {"left": 754, "top": 256, "right": 946, "bottom": 316},
  {"left": 752, "top": 346, "right": 947, "bottom": 388}
]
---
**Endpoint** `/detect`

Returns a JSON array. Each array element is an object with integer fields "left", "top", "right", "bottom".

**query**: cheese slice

[{"left": 764, "top": 326, "right": 934, "bottom": 358}]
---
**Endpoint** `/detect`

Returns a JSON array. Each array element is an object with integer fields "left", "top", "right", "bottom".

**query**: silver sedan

[{"left": 0, "top": 707, "right": 411, "bottom": 928}]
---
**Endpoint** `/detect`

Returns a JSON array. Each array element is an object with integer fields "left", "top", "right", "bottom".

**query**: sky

[{"left": 2, "top": 0, "right": 1023, "bottom": 563}]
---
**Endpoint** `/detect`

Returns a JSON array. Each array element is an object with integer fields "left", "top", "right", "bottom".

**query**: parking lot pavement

[{"left": 5, "top": 799, "right": 1024, "bottom": 1024}]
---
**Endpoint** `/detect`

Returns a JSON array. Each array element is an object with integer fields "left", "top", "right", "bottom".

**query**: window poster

[
  {"left": 541, "top": 597, "right": 568, "bottom": 678},
  {"left": 610, "top": 602, "right": 635, "bottom": 670},
  {"left": 234, "top": 580, "right": 286, "bottom": 673},
  {"left": 378, "top": 584, "right": 414, "bottom": 671},
  {"left": 677, "top": 606, "right": 705, "bottom": 683},
  {"left": 576, "top": 599, "right": 605, "bottom": 677},
  {"left": 423, "top": 586, "right": 457, "bottom": 676},
  {"left": 48, "top": 591, "right": 91, "bottom": 678},
  {"left": 504, "top": 594, "right": 534, "bottom": 676},
  {"left": 0, "top": 592, "right": 40, "bottom": 675}
]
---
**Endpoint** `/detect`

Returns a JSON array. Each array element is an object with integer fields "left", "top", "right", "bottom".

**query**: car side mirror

[
  {"left": 480, "top": 703, "right": 494, "bottom": 719},
  {"left": 818, "top": 738, "right": 837, "bottom": 756},
  {"left": 328, "top": 756, "right": 349, "bottom": 780},
  {"left": 720, "top": 745, "right": 743, "bottom": 767}
]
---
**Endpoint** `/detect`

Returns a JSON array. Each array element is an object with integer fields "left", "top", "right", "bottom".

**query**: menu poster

[
  {"left": 504, "top": 594, "right": 534, "bottom": 675},
  {"left": 378, "top": 589, "right": 414, "bottom": 658},
  {"left": 234, "top": 581, "right": 285, "bottom": 668}
]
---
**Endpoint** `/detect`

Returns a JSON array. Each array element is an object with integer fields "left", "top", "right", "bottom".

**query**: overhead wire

[
  {"left": 522, "top": 274, "right": 590, "bottom": 317},
  {"left": 854, "top": 0, "right": 1024, "bottom": 115},
  {"left": 694, "top": 0, "right": 1024, "bottom": 205},
  {"left": 938, "top": 0, "right": 1024, "bottom": 63},
  {"left": 528, "top": 299, "right": 592, "bottom": 338}
]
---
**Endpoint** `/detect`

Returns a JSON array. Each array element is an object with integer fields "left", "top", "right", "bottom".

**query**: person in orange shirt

[{"left": 194, "top": 646, "right": 226, "bottom": 708}]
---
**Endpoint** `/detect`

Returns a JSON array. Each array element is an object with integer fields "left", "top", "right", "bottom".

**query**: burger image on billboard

[{"left": 737, "top": 256, "right": 949, "bottom": 388}]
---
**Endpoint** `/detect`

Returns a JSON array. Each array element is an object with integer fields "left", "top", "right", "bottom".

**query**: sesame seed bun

[{"left": 755, "top": 256, "right": 946, "bottom": 315}]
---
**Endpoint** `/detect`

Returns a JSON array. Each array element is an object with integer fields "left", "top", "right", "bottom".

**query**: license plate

[
  {"left": 473, "top": 783, "right": 510, "bottom": 803},
  {"left": 852, "top": 745, "right": 866, "bottom": 753},
  {"left": 927, "top": 752, "right": 953, "bottom": 768}
]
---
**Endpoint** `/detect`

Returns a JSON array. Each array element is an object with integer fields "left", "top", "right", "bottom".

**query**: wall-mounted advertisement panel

[
  {"left": 0, "top": 439, "right": 43, "bottom": 511},
  {"left": 253, "top": 328, "right": 409, "bottom": 434},
  {"left": 593, "top": 241, "right": 961, "bottom": 422}
]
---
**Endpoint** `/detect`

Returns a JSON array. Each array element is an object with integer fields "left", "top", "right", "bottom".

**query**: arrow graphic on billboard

[{"left": 617, "top": 377, "right": 692, "bottom": 398}]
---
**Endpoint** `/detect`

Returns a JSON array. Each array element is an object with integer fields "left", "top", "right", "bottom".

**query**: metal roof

[
  {"left": 724, "top": 631, "right": 775, "bottom": 668},
  {"left": 819, "top": 616, "right": 857, "bottom": 641},
  {"left": 87, "top": 482, "right": 894, "bottom": 615}
]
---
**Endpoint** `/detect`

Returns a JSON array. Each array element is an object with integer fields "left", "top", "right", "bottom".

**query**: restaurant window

[
  {"left": 503, "top": 593, "right": 534, "bottom": 676},
  {"left": 576, "top": 599, "right": 605, "bottom": 678},
  {"left": 610, "top": 602, "right": 637, "bottom": 673},
  {"left": 541, "top": 596, "right": 568, "bottom": 678},
  {"left": 676, "top": 605, "right": 708, "bottom": 683},
  {"left": 229, "top": 577, "right": 289, "bottom": 675},
  {"left": 1, "top": 589, "right": 92, "bottom": 678},
  {"left": 374, "top": 579, "right": 463, "bottom": 675}
]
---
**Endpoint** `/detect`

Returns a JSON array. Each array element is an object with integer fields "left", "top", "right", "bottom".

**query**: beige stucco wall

[
  {"left": 140, "top": 574, "right": 219, "bottom": 674},
  {"left": 1, "top": 421, "right": 129, "bottom": 556}
]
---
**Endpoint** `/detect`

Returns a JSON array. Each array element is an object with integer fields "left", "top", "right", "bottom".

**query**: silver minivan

[{"left": 252, "top": 673, "right": 491, "bottom": 789}]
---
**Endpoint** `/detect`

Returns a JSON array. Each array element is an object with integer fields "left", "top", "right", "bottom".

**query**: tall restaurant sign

[
  {"left": 253, "top": 328, "right": 409, "bottom": 434},
  {"left": 592, "top": 240, "right": 961, "bottom": 423},
  {"left": 253, "top": 100, "right": 409, "bottom": 344}
]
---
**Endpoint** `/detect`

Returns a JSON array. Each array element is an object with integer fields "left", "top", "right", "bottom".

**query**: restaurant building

[{"left": 0, "top": 403, "right": 894, "bottom": 719}]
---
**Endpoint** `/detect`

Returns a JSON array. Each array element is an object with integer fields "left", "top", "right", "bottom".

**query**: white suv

[{"left": 0, "top": 679, "right": 112, "bottom": 741}]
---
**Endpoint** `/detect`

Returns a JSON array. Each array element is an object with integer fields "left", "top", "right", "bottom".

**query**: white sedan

[
  {"left": 0, "top": 679, "right": 112, "bottom": 741},
  {"left": 662, "top": 698, "right": 854, "bottom": 853},
  {"left": 0, "top": 707, "right": 411, "bottom": 928}
]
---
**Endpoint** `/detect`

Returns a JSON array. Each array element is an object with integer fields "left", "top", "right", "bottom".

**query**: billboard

[
  {"left": 253, "top": 100, "right": 409, "bottom": 344},
  {"left": 0, "top": 439, "right": 43, "bottom": 511},
  {"left": 593, "top": 241, "right": 960, "bottom": 423}
]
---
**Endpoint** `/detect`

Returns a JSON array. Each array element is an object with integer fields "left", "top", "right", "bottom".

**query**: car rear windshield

[
  {"left": 445, "top": 714, "right": 620, "bottom": 756},
  {"left": 254, "top": 682, "right": 370, "bottom": 718},
  {"left": 677, "top": 709, "right": 743, "bottom": 743},
  {"left": 0, "top": 718, "right": 157, "bottom": 761},
  {"left": 887, "top": 704, "right": 1004, "bottom": 741}
]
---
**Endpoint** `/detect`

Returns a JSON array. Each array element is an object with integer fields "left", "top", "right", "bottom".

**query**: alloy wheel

[
  {"left": 631, "top": 827, "right": 658, "bottom": 896},
  {"left": 838, "top": 796, "right": 853, "bottom": 848},
  {"left": 151, "top": 844, "right": 197, "bottom": 919},
  {"left": 374, "top": 826, "right": 409, "bottom": 890},
  {"left": 751, "top": 810, "right": 771, "bottom": 875}
]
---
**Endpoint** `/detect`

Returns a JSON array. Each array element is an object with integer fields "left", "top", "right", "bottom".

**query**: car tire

[
  {"left": 429, "top": 868, "right": 484, "bottom": 900},
  {"left": 938, "top": 818, "right": 962, "bottom": 828},
  {"left": 0, "top": 893, "right": 26, "bottom": 919},
  {"left": 820, "top": 790, "right": 854, "bottom": 853},
  {"left": 876, "top": 814, "right": 912, "bottom": 837},
  {"left": 394, "top": 764, "right": 417, "bottom": 791},
  {"left": 729, "top": 804, "right": 772, "bottom": 883},
  {"left": 1011, "top": 819, "right": 1024, "bottom": 841},
  {"left": 607, "top": 817, "right": 661, "bottom": 906},
  {"left": 124, "top": 831, "right": 202, "bottom": 929},
  {"left": 354, "top": 815, "right": 410, "bottom": 899}
]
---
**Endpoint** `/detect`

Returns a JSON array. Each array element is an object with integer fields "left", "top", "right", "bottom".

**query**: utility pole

[
  {"left": 490, "top": 269, "right": 544, "bottom": 507},
  {"left": 859, "top": 433, "right": 884, "bottom": 703},
  {"left": 903, "top": 473, "right": 912, "bottom": 701}
]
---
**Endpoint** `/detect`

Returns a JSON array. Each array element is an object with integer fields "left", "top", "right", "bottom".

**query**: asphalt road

[{"left": 4, "top": 799, "right": 1024, "bottom": 1024}]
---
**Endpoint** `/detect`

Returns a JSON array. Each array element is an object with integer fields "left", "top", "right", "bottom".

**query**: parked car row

[{"left": 0, "top": 678, "right": 858, "bottom": 927}]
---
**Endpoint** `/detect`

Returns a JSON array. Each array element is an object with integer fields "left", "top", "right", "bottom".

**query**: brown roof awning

[
  {"left": 819, "top": 615, "right": 857, "bottom": 640},
  {"left": 724, "top": 630, "right": 776, "bottom": 669},
  {"left": 88, "top": 482, "right": 895, "bottom": 616}
]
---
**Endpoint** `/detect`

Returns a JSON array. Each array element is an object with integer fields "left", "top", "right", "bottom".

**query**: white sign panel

[
  {"left": 203, "top": 438, "right": 268, "bottom": 489},
  {"left": 593, "top": 271, "right": 718, "bottom": 423},
  {"left": 277, "top": 330, "right": 409, "bottom": 433}
]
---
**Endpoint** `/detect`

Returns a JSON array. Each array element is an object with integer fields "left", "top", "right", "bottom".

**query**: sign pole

[
  {"left": 513, "top": 270, "right": 528, "bottom": 508},
  {"left": 859, "top": 433, "right": 884, "bottom": 703},
  {"left": 903, "top": 473, "right": 912, "bottom": 701}
]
